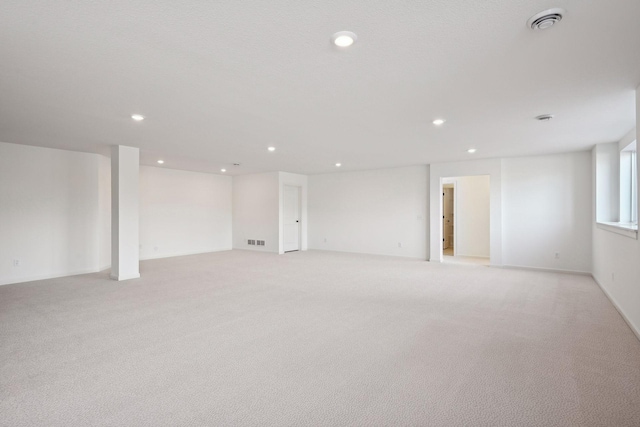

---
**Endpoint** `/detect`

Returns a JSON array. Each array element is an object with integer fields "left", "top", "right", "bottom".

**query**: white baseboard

[
  {"left": 497, "top": 264, "right": 592, "bottom": 276},
  {"left": 232, "top": 246, "right": 279, "bottom": 254},
  {"left": 592, "top": 275, "right": 640, "bottom": 343},
  {"left": 309, "top": 248, "right": 426, "bottom": 260},
  {"left": 140, "top": 247, "right": 232, "bottom": 261},
  {"left": 455, "top": 253, "right": 490, "bottom": 259},
  {"left": 0, "top": 268, "right": 100, "bottom": 286},
  {"left": 2, "top": 249, "right": 234, "bottom": 286},
  {"left": 109, "top": 272, "right": 140, "bottom": 281}
]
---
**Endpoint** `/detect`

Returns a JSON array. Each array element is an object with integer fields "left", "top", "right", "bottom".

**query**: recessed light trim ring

[{"left": 332, "top": 31, "right": 357, "bottom": 47}]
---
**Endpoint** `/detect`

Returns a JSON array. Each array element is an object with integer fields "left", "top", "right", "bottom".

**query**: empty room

[{"left": 1, "top": 1, "right": 639, "bottom": 426}]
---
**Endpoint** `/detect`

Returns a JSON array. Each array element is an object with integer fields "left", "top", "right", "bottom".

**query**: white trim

[
  {"left": 496, "top": 264, "right": 592, "bottom": 276},
  {"left": 238, "top": 246, "right": 279, "bottom": 254},
  {"left": 441, "top": 180, "right": 457, "bottom": 258},
  {"left": 282, "top": 184, "right": 302, "bottom": 254},
  {"left": 309, "top": 248, "right": 425, "bottom": 260},
  {"left": 456, "top": 253, "right": 491, "bottom": 259},
  {"left": 110, "top": 272, "right": 140, "bottom": 281},
  {"left": 0, "top": 268, "right": 101, "bottom": 286},
  {"left": 596, "top": 222, "right": 638, "bottom": 239},
  {"left": 592, "top": 274, "right": 640, "bottom": 343},
  {"left": 140, "top": 247, "right": 233, "bottom": 261},
  {"left": 430, "top": 160, "right": 501, "bottom": 265},
  {"left": 453, "top": 181, "right": 458, "bottom": 257}
]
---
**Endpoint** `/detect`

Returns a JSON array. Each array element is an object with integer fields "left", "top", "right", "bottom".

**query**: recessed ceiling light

[
  {"left": 157, "top": 160, "right": 164, "bottom": 164},
  {"left": 221, "top": 169, "right": 226, "bottom": 172},
  {"left": 131, "top": 114, "right": 145, "bottom": 121},
  {"left": 332, "top": 31, "right": 357, "bottom": 47},
  {"left": 268, "top": 146, "right": 276, "bottom": 152},
  {"left": 433, "top": 119, "right": 446, "bottom": 126},
  {"left": 335, "top": 163, "right": 342, "bottom": 167},
  {"left": 527, "top": 8, "right": 565, "bottom": 31},
  {"left": 535, "top": 114, "right": 554, "bottom": 121},
  {"left": 467, "top": 148, "right": 477, "bottom": 154}
]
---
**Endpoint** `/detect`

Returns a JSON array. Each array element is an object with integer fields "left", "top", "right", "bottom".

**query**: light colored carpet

[{"left": 1, "top": 250, "right": 639, "bottom": 426}]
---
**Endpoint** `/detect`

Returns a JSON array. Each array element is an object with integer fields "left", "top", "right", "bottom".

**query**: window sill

[{"left": 596, "top": 222, "right": 638, "bottom": 239}]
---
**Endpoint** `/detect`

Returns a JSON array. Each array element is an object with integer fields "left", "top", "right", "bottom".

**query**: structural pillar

[{"left": 110, "top": 145, "right": 140, "bottom": 280}]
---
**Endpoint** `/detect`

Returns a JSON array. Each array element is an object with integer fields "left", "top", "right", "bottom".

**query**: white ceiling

[{"left": 1, "top": 0, "right": 639, "bottom": 175}]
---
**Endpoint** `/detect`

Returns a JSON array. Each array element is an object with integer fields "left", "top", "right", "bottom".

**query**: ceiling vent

[
  {"left": 535, "top": 114, "right": 554, "bottom": 121},
  {"left": 527, "top": 8, "right": 565, "bottom": 30}
]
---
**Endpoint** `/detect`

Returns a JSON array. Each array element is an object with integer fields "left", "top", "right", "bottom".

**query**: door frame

[
  {"left": 282, "top": 184, "right": 302, "bottom": 253},
  {"left": 442, "top": 180, "right": 457, "bottom": 258},
  {"left": 430, "top": 161, "right": 501, "bottom": 265}
]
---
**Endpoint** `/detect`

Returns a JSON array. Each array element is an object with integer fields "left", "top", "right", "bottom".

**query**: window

[
  {"left": 594, "top": 132, "right": 638, "bottom": 238},
  {"left": 620, "top": 140, "right": 637, "bottom": 227}
]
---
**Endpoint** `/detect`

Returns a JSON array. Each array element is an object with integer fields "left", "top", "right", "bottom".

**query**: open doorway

[
  {"left": 443, "top": 183, "right": 455, "bottom": 256},
  {"left": 441, "top": 175, "right": 490, "bottom": 265}
]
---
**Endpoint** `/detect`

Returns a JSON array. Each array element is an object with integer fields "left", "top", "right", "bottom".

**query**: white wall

[
  {"left": 279, "top": 172, "right": 308, "bottom": 253},
  {"left": 595, "top": 142, "right": 620, "bottom": 222},
  {"left": 232, "top": 172, "right": 280, "bottom": 253},
  {"left": 591, "top": 88, "right": 640, "bottom": 339},
  {"left": 451, "top": 175, "right": 490, "bottom": 258},
  {"left": 592, "top": 226, "right": 640, "bottom": 338},
  {"left": 430, "top": 159, "right": 502, "bottom": 265},
  {"left": 0, "top": 142, "right": 100, "bottom": 285},
  {"left": 110, "top": 145, "right": 140, "bottom": 280},
  {"left": 139, "top": 166, "right": 232, "bottom": 260},
  {"left": 98, "top": 154, "right": 111, "bottom": 270},
  {"left": 502, "top": 152, "right": 592, "bottom": 273},
  {"left": 0, "top": 143, "right": 235, "bottom": 285},
  {"left": 308, "top": 166, "right": 429, "bottom": 259}
]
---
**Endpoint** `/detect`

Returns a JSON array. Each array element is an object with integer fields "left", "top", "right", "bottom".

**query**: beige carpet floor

[{"left": 1, "top": 250, "right": 639, "bottom": 426}]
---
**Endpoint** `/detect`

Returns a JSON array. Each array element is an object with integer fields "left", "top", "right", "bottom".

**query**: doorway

[
  {"left": 283, "top": 185, "right": 301, "bottom": 252},
  {"left": 442, "top": 183, "right": 455, "bottom": 256},
  {"left": 441, "top": 175, "right": 490, "bottom": 265}
]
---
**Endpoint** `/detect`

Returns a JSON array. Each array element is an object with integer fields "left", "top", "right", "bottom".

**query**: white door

[{"left": 283, "top": 185, "right": 301, "bottom": 252}]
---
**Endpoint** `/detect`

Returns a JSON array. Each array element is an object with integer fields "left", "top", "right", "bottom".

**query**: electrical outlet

[
  {"left": 154, "top": 246, "right": 159, "bottom": 252},
  {"left": 12, "top": 259, "right": 20, "bottom": 267},
  {"left": 398, "top": 242, "right": 402, "bottom": 248},
  {"left": 612, "top": 272, "right": 615, "bottom": 281},
  {"left": 554, "top": 252, "right": 560, "bottom": 259},
  {"left": 324, "top": 238, "right": 327, "bottom": 243}
]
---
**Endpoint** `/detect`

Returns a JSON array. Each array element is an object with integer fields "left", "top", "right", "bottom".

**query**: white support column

[{"left": 110, "top": 145, "right": 140, "bottom": 281}]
